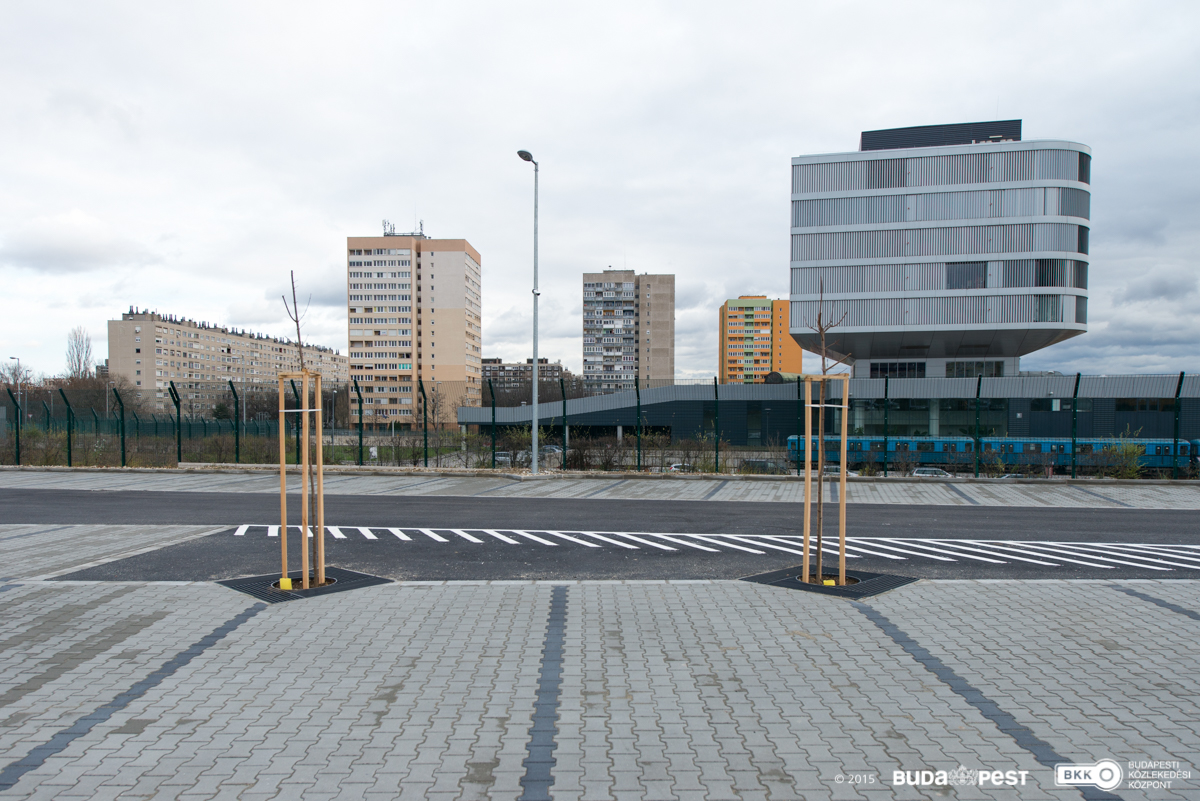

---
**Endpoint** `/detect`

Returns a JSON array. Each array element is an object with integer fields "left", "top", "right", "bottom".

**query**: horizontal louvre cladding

[
  {"left": 793, "top": 258, "right": 1088, "bottom": 294},
  {"left": 792, "top": 223, "right": 1082, "bottom": 261},
  {"left": 793, "top": 295, "right": 1068, "bottom": 327},
  {"left": 793, "top": 186, "right": 1090, "bottom": 227},
  {"left": 792, "top": 148, "right": 1083, "bottom": 193}
]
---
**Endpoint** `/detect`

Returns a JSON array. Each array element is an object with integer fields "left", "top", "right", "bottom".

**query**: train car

[{"left": 786, "top": 435, "right": 1199, "bottom": 473}]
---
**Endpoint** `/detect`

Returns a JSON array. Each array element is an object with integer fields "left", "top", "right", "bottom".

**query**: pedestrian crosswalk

[{"left": 231, "top": 525, "right": 1200, "bottom": 572}]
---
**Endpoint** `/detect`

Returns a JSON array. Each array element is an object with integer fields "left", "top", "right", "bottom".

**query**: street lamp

[{"left": 517, "top": 149, "right": 540, "bottom": 474}]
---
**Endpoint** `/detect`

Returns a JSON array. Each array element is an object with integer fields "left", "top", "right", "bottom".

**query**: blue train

[{"left": 786, "top": 435, "right": 1200, "bottom": 472}]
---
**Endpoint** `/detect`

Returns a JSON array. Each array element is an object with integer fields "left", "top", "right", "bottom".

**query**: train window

[
  {"left": 983, "top": 443, "right": 994, "bottom": 452},
  {"left": 1078, "top": 444, "right": 1093, "bottom": 454},
  {"left": 963, "top": 442, "right": 973, "bottom": 452},
  {"left": 870, "top": 442, "right": 886, "bottom": 452},
  {"left": 1182, "top": 444, "right": 1190, "bottom": 455},
  {"left": 896, "top": 442, "right": 909, "bottom": 452},
  {"left": 917, "top": 442, "right": 933, "bottom": 452},
  {"left": 1027, "top": 443, "right": 1041, "bottom": 454}
]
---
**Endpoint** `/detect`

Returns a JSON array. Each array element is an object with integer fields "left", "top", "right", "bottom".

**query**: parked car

[
  {"left": 668, "top": 463, "right": 695, "bottom": 473},
  {"left": 540, "top": 445, "right": 564, "bottom": 455},
  {"left": 493, "top": 451, "right": 513, "bottom": 467},
  {"left": 740, "top": 459, "right": 789, "bottom": 475},
  {"left": 821, "top": 465, "right": 860, "bottom": 477},
  {"left": 910, "top": 467, "right": 952, "bottom": 477}
]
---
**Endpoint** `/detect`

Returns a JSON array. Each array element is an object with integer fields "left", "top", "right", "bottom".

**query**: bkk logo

[
  {"left": 893, "top": 765, "right": 1030, "bottom": 787},
  {"left": 1055, "top": 760, "right": 1123, "bottom": 792}
]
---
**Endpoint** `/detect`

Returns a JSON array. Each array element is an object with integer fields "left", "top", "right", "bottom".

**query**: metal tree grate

[
  {"left": 218, "top": 566, "right": 392, "bottom": 604},
  {"left": 740, "top": 566, "right": 918, "bottom": 599}
]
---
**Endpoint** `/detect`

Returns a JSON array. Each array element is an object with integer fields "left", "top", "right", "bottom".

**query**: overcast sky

[{"left": 2, "top": 1, "right": 1198, "bottom": 380}]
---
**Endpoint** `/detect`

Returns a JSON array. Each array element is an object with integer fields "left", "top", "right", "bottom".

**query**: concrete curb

[{"left": 1, "top": 463, "right": 1197, "bottom": 487}]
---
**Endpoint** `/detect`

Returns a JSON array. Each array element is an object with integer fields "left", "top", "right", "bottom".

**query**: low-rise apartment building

[
  {"left": 107, "top": 308, "right": 348, "bottom": 414},
  {"left": 481, "top": 358, "right": 569, "bottom": 389}
]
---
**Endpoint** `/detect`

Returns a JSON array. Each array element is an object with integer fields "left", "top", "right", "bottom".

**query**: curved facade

[{"left": 790, "top": 126, "right": 1091, "bottom": 378}]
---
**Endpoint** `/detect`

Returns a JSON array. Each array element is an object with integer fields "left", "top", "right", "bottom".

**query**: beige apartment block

[
  {"left": 582, "top": 269, "right": 675, "bottom": 391},
  {"left": 107, "top": 309, "right": 348, "bottom": 415},
  {"left": 347, "top": 230, "right": 482, "bottom": 429}
]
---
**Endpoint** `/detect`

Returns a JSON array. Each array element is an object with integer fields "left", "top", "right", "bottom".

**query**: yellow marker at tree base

[
  {"left": 823, "top": 579, "right": 834, "bottom": 586},
  {"left": 279, "top": 578, "right": 292, "bottom": 590}
]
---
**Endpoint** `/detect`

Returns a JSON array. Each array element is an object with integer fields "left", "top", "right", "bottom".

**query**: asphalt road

[{"left": 4, "top": 488, "right": 1197, "bottom": 582}]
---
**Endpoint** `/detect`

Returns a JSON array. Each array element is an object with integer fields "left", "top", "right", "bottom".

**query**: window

[
  {"left": 946, "top": 262, "right": 986, "bottom": 290},
  {"left": 1075, "top": 296, "right": 1087, "bottom": 324},
  {"left": 1077, "top": 226, "right": 1089, "bottom": 255},
  {"left": 869, "top": 362, "right": 925, "bottom": 379},
  {"left": 1115, "top": 398, "right": 1175, "bottom": 412},
  {"left": 946, "top": 361, "right": 1004, "bottom": 378},
  {"left": 1078, "top": 152, "right": 1091, "bottom": 185}
]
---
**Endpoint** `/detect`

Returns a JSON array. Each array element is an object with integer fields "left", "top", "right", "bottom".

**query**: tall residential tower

[
  {"left": 582, "top": 269, "right": 674, "bottom": 391},
  {"left": 347, "top": 228, "right": 482, "bottom": 429},
  {"left": 790, "top": 120, "right": 1090, "bottom": 378}
]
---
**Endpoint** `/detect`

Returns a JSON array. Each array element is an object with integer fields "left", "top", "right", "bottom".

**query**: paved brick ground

[
  {"left": 3, "top": 467, "right": 1199, "bottom": 509},
  {"left": 0, "top": 524, "right": 1196, "bottom": 799}
]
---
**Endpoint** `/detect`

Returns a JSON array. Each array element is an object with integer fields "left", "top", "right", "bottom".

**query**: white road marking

[
  {"left": 874, "top": 538, "right": 1006, "bottom": 564},
  {"left": 513, "top": 530, "right": 558, "bottom": 546},
  {"left": 976, "top": 541, "right": 1115, "bottom": 569},
  {"left": 544, "top": 531, "right": 601, "bottom": 548},
  {"left": 228, "top": 525, "right": 1200, "bottom": 572},
  {"left": 573, "top": 531, "right": 640, "bottom": 550},
  {"left": 597, "top": 532, "right": 677, "bottom": 551},
  {"left": 418, "top": 528, "right": 449, "bottom": 542},
  {"left": 722, "top": 534, "right": 808, "bottom": 556},
  {"left": 451, "top": 529, "right": 485, "bottom": 543},
  {"left": 481, "top": 529, "right": 520, "bottom": 544}
]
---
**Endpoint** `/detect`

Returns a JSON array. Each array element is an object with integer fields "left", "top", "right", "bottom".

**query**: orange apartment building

[{"left": 718, "top": 296, "right": 804, "bottom": 382}]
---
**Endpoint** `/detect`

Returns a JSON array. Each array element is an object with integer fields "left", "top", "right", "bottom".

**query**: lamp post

[{"left": 518, "top": 149, "right": 540, "bottom": 474}]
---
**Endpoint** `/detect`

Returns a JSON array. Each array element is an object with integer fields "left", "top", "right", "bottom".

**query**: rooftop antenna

[
  {"left": 419, "top": 219, "right": 424, "bottom": 237},
  {"left": 382, "top": 219, "right": 396, "bottom": 236}
]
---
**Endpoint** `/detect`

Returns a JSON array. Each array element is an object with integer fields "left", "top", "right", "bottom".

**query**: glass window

[{"left": 946, "top": 262, "right": 987, "bottom": 290}]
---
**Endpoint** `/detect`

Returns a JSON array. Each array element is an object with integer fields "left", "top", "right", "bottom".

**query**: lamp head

[{"left": 517, "top": 150, "right": 534, "bottom": 162}]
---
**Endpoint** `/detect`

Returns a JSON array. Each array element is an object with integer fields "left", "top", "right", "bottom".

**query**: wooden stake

[
  {"left": 839, "top": 374, "right": 849, "bottom": 586},
  {"left": 315, "top": 374, "right": 325, "bottom": 586},
  {"left": 278, "top": 376, "right": 288, "bottom": 583},
  {"left": 300, "top": 373, "right": 310, "bottom": 589},
  {"left": 802, "top": 378, "right": 812, "bottom": 584}
]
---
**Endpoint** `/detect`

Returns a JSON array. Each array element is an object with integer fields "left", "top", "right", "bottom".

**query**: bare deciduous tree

[
  {"left": 66, "top": 327, "right": 93, "bottom": 379},
  {"left": 802, "top": 280, "right": 850, "bottom": 583}
]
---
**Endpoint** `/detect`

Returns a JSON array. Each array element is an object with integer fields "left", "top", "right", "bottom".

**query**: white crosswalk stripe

[{"left": 226, "top": 525, "right": 1200, "bottom": 571}]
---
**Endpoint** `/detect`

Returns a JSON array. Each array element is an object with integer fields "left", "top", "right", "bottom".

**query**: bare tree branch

[
  {"left": 282, "top": 270, "right": 306, "bottom": 372},
  {"left": 65, "top": 327, "right": 94, "bottom": 380}
]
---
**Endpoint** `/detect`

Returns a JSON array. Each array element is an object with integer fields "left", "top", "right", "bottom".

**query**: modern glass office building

[{"left": 790, "top": 120, "right": 1091, "bottom": 378}]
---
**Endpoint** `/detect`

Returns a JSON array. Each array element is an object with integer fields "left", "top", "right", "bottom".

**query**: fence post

[
  {"left": 91, "top": 407, "right": 100, "bottom": 435},
  {"left": 712, "top": 377, "right": 720, "bottom": 473},
  {"left": 418, "top": 379, "right": 428, "bottom": 467},
  {"left": 43, "top": 400, "right": 51, "bottom": 433},
  {"left": 635, "top": 376, "right": 642, "bottom": 472},
  {"left": 290, "top": 380, "right": 301, "bottom": 465},
  {"left": 973, "top": 375, "right": 982, "bottom": 478},
  {"left": 58, "top": 389, "right": 74, "bottom": 467},
  {"left": 168, "top": 382, "right": 182, "bottom": 464},
  {"left": 5, "top": 387, "right": 20, "bottom": 466},
  {"left": 353, "top": 379, "right": 364, "bottom": 466},
  {"left": 1172, "top": 371, "right": 1184, "bottom": 480},
  {"left": 112, "top": 388, "right": 126, "bottom": 467},
  {"left": 883, "top": 376, "right": 889, "bottom": 477},
  {"left": 133, "top": 411, "right": 140, "bottom": 439},
  {"left": 560, "top": 377, "right": 568, "bottom": 470},
  {"left": 1071, "top": 372, "right": 1081, "bottom": 478},
  {"left": 488, "top": 379, "right": 496, "bottom": 469},
  {"left": 228, "top": 380, "right": 240, "bottom": 464}
]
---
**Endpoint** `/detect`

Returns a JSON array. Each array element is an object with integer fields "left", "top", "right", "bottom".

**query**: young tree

[
  {"left": 66, "top": 327, "right": 94, "bottom": 379},
  {"left": 802, "top": 280, "right": 849, "bottom": 583}
]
